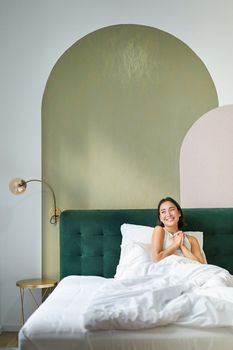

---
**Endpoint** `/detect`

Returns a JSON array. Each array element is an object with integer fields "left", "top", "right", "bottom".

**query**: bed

[{"left": 19, "top": 208, "right": 233, "bottom": 350}]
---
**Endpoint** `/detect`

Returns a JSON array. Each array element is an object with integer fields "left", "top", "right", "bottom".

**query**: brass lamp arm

[
  {"left": 9, "top": 177, "right": 60, "bottom": 225},
  {"left": 25, "top": 179, "right": 57, "bottom": 214}
]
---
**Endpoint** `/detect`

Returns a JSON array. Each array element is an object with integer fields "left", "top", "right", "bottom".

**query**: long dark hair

[{"left": 157, "top": 197, "right": 184, "bottom": 229}]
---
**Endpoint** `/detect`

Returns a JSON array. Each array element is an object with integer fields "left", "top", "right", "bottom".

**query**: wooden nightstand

[{"left": 16, "top": 278, "right": 58, "bottom": 324}]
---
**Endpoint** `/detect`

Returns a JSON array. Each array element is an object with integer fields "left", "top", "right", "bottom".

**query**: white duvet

[{"left": 83, "top": 256, "right": 233, "bottom": 330}]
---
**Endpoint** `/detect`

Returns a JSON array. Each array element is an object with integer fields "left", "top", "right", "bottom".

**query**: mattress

[{"left": 19, "top": 275, "right": 233, "bottom": 350}]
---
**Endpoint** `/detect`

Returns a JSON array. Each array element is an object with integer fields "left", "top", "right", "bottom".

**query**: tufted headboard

[{"left": 60, "top": 208, "right": 233, "bottom": 279}]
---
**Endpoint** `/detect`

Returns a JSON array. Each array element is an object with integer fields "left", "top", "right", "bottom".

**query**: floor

[{"left": 0, "top": 332, "right": 18, "bottom": 348}]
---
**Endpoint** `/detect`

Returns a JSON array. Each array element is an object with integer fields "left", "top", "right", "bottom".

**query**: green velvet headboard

[{"left": 60, "top": 208, "right": 233, "bottom": 279}]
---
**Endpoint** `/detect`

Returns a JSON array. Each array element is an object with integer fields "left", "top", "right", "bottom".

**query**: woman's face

[{"left": 159, "top": 200, "right": 181, "bottom": 228}]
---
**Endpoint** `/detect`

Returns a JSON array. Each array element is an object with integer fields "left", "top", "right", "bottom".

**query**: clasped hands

[{"left": 172, "top": 231, "right": 186, "bottom": 249}]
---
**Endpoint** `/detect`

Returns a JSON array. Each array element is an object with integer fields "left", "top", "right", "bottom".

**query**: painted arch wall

[{"left": 42, "top": 24, "right": 217, "bottom": 278}]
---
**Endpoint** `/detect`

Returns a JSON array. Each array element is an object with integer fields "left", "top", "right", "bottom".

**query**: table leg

[
  {"left": 28, "top": 289, "right": 40, "bottom": 307},
  {"left": 19, "top": 287, "right": 25, "bottom": 324}
]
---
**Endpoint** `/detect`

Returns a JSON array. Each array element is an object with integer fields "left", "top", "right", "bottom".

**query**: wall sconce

[{"left": 9, "top": 178, "right": 61, "bottom": 224}]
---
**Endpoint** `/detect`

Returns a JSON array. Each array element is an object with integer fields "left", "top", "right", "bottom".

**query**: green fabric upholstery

[{"left": 60, "top": 208, "right": 233, "bottom": 279}]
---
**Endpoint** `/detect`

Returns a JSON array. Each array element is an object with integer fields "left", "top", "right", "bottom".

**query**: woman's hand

[{"left": 172, "top": 231, "right": 184, "bottom": 248}]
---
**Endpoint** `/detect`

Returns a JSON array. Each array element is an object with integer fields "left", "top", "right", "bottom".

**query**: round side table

[{"left": 16, "top": 278, "right": 58, "bottom": 324}]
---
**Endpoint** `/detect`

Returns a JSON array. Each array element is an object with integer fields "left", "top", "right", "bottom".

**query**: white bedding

[
  {"left": 83, "top": 256, "right": 233, "bottom": 330},
  {"left": 19, "top": 262, "right": 233, "bottom": 350},
  {"left": 19, "top": 275, "right": 104, "bottom": 350}
]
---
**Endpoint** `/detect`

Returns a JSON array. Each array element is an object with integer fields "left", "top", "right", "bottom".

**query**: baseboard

[{"left": 2, "top": 324, "right": 21, "bottom": 332}]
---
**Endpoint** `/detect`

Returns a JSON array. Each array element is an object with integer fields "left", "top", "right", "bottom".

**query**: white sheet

[
  {"left": 19, "top": 276, "right": 104, "bottom": 350},
  {"left": 19, "top": 273, "right": 233, "bottom": 350},
  {"left": 83, "top": 256, "right": 233, "bottom": 330}
]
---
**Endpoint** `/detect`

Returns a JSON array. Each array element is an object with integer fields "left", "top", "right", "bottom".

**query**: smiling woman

[
  {"left": 157, "top": 197, "right": 183, "bottom": 230},
  {"left": 152, "top": 197, "right": 205, "bottom": 263}
]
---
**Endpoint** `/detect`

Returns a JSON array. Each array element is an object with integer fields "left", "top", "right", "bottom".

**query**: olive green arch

[{"left": 42, "top": 24, "right": 218, "bottom": 278}]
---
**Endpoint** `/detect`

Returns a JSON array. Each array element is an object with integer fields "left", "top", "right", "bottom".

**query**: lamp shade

[{"left": 9, "top": 178, "right": 27, "bottom": 195}]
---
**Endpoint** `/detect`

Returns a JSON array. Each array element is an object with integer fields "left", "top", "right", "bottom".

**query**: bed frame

[
  {"left": 60, "top": 208, "right": 233, "bottom": 279},
  {"left": 18, "top": 208, "right": 233, "bottom": 350}
]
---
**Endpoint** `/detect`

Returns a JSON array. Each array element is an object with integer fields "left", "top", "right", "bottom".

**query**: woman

[{"left": 152, "top": 197, "right": 205, "bottom": 263}]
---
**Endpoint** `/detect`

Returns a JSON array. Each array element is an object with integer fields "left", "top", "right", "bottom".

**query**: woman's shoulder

[
  {"left": 153, "top": 225, "right": 165, "bottom": 234},
  {"left": 152, "top": 225, "right": 165, "bottom": 242}
]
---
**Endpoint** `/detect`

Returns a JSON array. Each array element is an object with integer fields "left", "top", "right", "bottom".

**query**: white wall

[{"left": 1, "top": 0, "right": 233, "bottom": 330}]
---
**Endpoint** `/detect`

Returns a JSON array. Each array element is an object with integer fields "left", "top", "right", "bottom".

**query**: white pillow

[
  {"left": 120, "top": 223, "right": 154, "bottom": 245},
  {"left": 114, "top": 224, "right": 206, "bottom": 279},
  {"left": 115, "top": 242, "right": 151, "bottom": 279},
  {"left": 120, "top": 223, "right": 205, "bottom": 249},
  {"left": 114, "top": 224, "right": 154, "bottom": 279}
]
